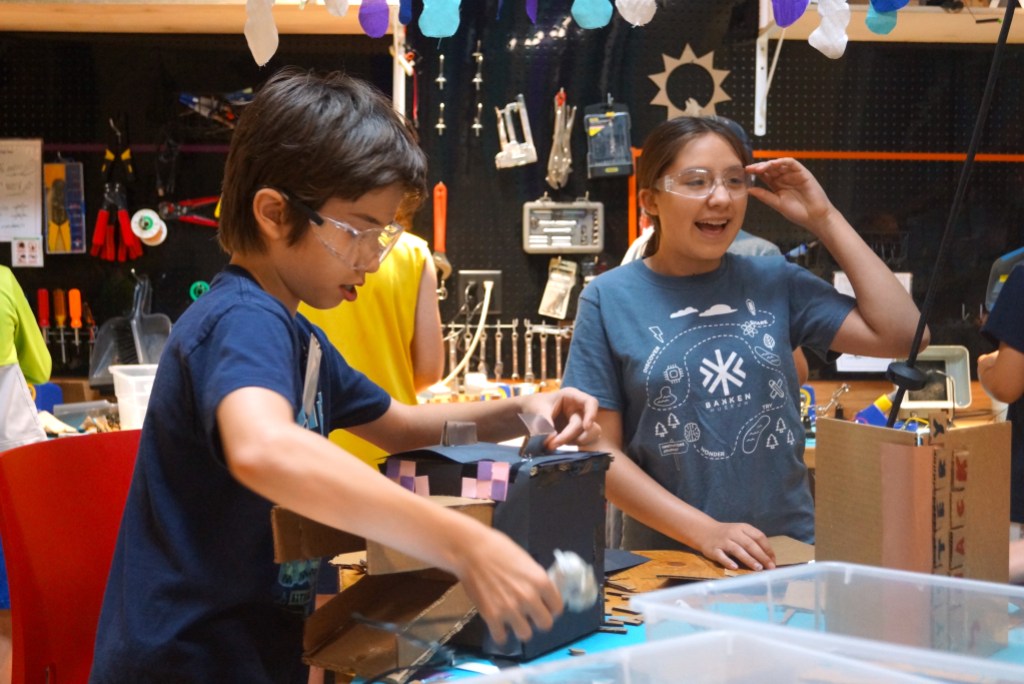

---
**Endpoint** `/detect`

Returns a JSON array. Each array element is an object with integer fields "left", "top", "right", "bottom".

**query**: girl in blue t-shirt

[{"left": 563, "top": 116, "right": 927, "bottom": 572}]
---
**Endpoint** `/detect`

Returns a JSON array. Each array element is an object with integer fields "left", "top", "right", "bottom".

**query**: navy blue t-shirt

[
  {"left": 91, "top": 266, "right": 390, "bottom": 683},
  {"left": 982, "top": 264, "right": 1024, "bottom": 523}
]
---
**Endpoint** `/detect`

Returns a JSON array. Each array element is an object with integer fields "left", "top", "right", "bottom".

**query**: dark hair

[
  {"left": 637, "top": 116, "right": 750, "bottom": 258},
  {"left": 219, "top": 67, "right": 428, "bottom": 255}
]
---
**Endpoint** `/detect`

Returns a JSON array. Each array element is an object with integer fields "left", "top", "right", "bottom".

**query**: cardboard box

[
  {"left": 815, "top": 418, "right": 1010, "bottom": 582},
  {"left": 271, "top": 498, "right": 484, "bottom": 681},
  {"left": 384, "top": 444, "right": 611, "bottom": 659}
]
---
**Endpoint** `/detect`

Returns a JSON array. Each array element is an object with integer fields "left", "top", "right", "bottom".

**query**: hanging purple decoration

[
  {"left": 772, "top": 0, "right": 809, "bottom": 28},
  {"left": 399, "top": 0, "right": 413, "bottom": 25},
  {"left": 525, "top": 0, "right": 538, "bottom": 24},
  {"left": 359, "top": 0, "right": 390, "bottom": 37},
  {"left": 869, "top": 0, "right": 910, "bottom": 12}
]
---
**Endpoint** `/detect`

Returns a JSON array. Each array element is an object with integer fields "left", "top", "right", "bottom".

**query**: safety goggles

[
  {"left": 659, "top": 166, "right": 752, "bottom": 200},
  {"left": 273, "top": 188, "right": 403, "bottom": 270}
]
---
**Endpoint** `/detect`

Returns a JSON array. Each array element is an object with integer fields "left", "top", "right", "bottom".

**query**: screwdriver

[
  {"left": 53, "top": 288, "right": 67, "bottom": 365},
  {"left": 83, "top": 301, "right": 96, "bottom": 347},
  {"left": 36, "top": 288, "right": 50, "bottom": 345},
  {"left": 68, "top": 288, "right": 82, "bottom": 349}
]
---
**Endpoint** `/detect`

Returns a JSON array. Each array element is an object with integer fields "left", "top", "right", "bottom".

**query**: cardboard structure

[
  {"left": 815, "top": 418, "right": 1010, "bottom": 582},
  {"left": 270, "top": 445, "right": 610, "bottom": 680}
]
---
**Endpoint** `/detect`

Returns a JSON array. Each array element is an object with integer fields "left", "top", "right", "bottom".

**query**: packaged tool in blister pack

[
  {"left": 495, "top": 94, "right": 537, "bottom": 169},
  {"left": 583, "top": 98, "right": 633, "bottom": 178},
  {"left": 522, "top": 194, "right": 603, "bottom": 254},
  {"left": 44, "top": 161, "right": 87, "bottom": 254}
]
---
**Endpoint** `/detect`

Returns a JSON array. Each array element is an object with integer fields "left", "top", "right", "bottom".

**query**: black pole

[{"left": 886, "top": 0, "right": 1017, "bottom": 427}]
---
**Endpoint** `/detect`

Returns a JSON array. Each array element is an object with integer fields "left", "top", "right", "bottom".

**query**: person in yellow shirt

[
  {"left": 0, "top": 265, "right": 52, "bottom": 451},
  {"left": 300, "top": 222, "right": 444, "bottom": 468}
]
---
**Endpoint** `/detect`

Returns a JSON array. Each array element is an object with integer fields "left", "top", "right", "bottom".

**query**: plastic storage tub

[
  {"left": 109, "top": 364, "right": 158, "bottom": 430},
  {"left": 631, "top": 561, "right": 1024, "bottom": 683},
  {"left": 469, "top": 629, "right": 931, "bottom": 683}
]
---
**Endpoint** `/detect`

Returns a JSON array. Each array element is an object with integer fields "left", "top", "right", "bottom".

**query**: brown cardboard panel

[
  {"left": 941, "top": 422, "right": 1010, "bottom": 583},
  {"left": 303, "top": 573, "right": 475, "bottom": 679},
  {"left": 880, "top": 443, "right": 934, "bottom": 573},
  {"left": 365, "top": 497, "right": 494, "bottom": 575},
  {"left": 815, "top": 418, "right": 916, "bottom": 566},
  {"left": 271, "top": 507, "right": 365, "bottom": 563}
]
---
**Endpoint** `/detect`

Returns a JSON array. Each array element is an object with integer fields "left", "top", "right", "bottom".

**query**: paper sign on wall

[{"left": 0, "top": 139, "right": 43, "bottom": 243}]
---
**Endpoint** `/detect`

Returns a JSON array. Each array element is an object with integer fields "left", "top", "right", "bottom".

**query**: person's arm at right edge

[
  {"left": 411, "top": 259, "right": 444, "bottom": 393},
  {"left": 217, "top": 387, "right": 563, "bottom": 645},
  {"left": 978, "top": 344, "right": 1024, "bottom": 405},
  {"left": 749, "top": 159, "right": 927, "bottom": 357},
  {"left": 596, "top": 408, "right": 776, "bottom": 572}
]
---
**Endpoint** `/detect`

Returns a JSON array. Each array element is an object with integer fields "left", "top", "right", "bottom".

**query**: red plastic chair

[{"left": 0, "top": 430, "right": 140, "bottom": 683}]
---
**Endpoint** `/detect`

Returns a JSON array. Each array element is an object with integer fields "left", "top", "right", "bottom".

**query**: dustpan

[{"left": 89, "top": 273, "right": 172, "bottom": 389}]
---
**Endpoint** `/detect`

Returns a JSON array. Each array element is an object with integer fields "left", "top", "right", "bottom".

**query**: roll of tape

[{"left": 131, "top": 209, "right": 168, "bottom": 246}]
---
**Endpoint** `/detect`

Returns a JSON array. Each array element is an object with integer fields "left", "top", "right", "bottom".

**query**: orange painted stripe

[{"left": 754, "top": 150, "right": 1024, "bottom": 162}]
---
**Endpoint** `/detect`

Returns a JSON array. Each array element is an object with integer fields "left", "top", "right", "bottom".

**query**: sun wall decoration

[{"left": 648, "top": 44, "right": 732, "bottom": 120}]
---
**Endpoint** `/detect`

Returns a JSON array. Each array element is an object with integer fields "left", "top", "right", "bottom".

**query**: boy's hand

[
  {"left": 521, "top": 388, "right": 601, "bottom": 450},
  {"left": 453, "top": 527, "right": 564, "bottom": 645},
  {"left": 693, "top": 520, "right": 776, "bottom": 572}
]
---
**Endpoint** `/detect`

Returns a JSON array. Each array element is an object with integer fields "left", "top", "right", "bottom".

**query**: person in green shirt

[{"left": 0, "top": 265, "right": 52, "bottom": 451}]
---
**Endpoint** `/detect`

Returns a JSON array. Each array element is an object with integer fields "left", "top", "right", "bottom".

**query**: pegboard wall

[{"left": 3, "top": 0, "right": 1024, "bottom": 381}]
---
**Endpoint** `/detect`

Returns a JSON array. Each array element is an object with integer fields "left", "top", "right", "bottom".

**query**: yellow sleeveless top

[{"left": 299, "top": 232, "right": 431, "bottom": 467}]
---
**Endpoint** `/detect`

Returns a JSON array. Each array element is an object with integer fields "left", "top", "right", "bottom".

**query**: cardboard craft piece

[
  {"left": 383, "top": 444, "right": 611, "bottom": 660},
  {"left": 815, "top": 418, "right": 1010, "bottom": 583},
  {"left": 271, "top": 497, "right": 490, "bottom": 680},
  {"left": 302, "top": 573, "right": 475, "bottom": 681}
]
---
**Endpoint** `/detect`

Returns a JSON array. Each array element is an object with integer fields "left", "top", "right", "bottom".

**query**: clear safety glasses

[
  {"left": 659, "top": 166, "right": 752, "bottom": 200},
  {"left": 273, "top": 188, "right": 403, "bottom": 270}
]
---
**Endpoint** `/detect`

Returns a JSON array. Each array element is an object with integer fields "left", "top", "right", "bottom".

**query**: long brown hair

[{"left": 637, "top": 117, "right": 750, "bottom": 257}]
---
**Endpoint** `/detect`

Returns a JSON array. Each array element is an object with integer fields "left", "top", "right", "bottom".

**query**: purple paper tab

[
  {"left": 771, "top": 0, "right": 809, "bottom": 28},
  {"left": 359, "top": 0, "right": 390, "bottom": 38}
]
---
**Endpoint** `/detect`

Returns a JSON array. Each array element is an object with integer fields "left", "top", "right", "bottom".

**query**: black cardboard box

[{"left": 383, "top": 444, "right": 611, "bottom": 660}]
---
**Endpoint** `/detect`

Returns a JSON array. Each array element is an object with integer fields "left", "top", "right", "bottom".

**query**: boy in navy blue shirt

[{"left": 91, "top": 68, "right": 599, "bottom": 683}]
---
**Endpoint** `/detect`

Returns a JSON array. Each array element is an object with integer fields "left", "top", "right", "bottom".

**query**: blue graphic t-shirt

[
  {"left": 563, "top": 255, "right": 855, "bottom": 548},
  {"left": 91, "top": 266, "right": 390, "bottom": 684}
]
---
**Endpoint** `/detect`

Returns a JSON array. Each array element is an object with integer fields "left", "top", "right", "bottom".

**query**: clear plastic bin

[
  {"left": 470, "top": 629, "right": 930, "bottom": 683},
  {"left": 109, "top": 364, "right": 158, "bottom": 430},
  {"left": 631, "top": 561, "right": 1024, "bottom": 683}
]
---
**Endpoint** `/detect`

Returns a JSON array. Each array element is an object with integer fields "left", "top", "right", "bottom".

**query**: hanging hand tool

[
  {"left": 539, "top": 328, "right": 549, "bottom": 386},
  {"left": 53, "top": 288, "right": 67, "bottom": 366},
  {"left": 91, "top": 182, "right": 141, "bottom": 261},
  {"left": 477, "top": 327, "right": 488, "bottom": 376},
  {"left": 68, "top": 288, "right": 82, "bottom": 350},
  {"left": 523, "top": 320, "right": 535, "bottom": 383},
  {"left": 92, "top": 115, "right": 143, "bottom": 261},
  {"left": 546, "top": 88, "right": 577, "bottom": 189},
  {"left": 555, "top": 329, "right": 564, "bottom": 381},
  {"left": 495, "top": 94, "right": 537, "bottom": 169},
  {"left": 158, "top": 196, "right": 220, "bottom": 227},
  {"left": 493, "top": 320, "right": 504, "bottom": 380},
  {"left": 36, "top": 289, "right": 50, "bottom": 346},
  {"left": 432, "top": 182, "right": 452, "bottom": 300},
  {"left": 83, "top": 301, "right": 97, "bottom": 354},
  {"left": 511, "top": 318, "right": 520, "bottom": 381}
]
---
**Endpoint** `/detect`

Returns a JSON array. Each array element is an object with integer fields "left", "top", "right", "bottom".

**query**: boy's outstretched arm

[
  {"left": 218, "top": 387, "right": 564, "bottom": 645},
  {"left": 748, "top": 158, "right": 927, "bottom": 358},
  {"left": 352, "top": 387, "right": 601, "bottom": 455}
]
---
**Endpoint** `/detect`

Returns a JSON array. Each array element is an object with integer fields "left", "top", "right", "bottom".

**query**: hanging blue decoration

[
  {"left": 420, "top": 0, "right": 461, "bottom": 38},
  {"left": 870, "top": 0, "right": 910, "bottom": 12},
  {"left": 399, "top": 0, "right": 413, "bottom": 25}
]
